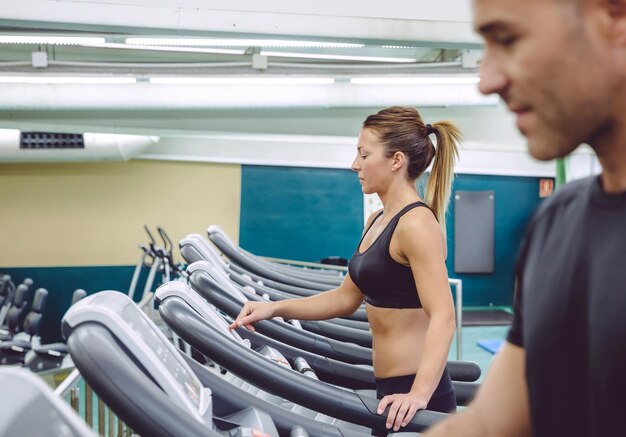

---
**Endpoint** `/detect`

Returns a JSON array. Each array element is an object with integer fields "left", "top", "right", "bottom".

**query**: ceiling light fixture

[
  {"left": 381, "top": 45, "right": 418, "bottom": 50},
  {"left": 126, "top": 38, "right": 363, "bottom": 49},
  {"left": 260, "top": 51, "right": 416, "bottom": 63},
  {"left": 0, "top": 36, "right": 106, "bottom": 45},
  {"left": 350, "top": 77, "right": 480, "bottom": 85},
  {"left": 0, "top": 76, "right": 136, "bottom": 84},
  {"left": 80, "top": 42, "right": 245, "bottom": 56},
  {"left": 149, "top": 77, "right": 335, "bottom": 85}
]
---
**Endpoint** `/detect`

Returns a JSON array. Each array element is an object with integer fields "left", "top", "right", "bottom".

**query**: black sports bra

[{"left": 348, "top": 202, "right": 430, "bottom": 308}]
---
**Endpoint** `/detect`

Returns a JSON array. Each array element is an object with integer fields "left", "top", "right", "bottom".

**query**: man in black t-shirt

[{"left": 427, "top": 0, "right": 626, "bottom": 436}]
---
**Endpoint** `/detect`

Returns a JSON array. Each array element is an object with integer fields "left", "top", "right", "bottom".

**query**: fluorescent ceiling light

[
  {"left": 260, "top": 51, "right": 416, "bottom": 63},
  {"left": 350, "top": 77, "right": 480, "bottom": 85},
  {"left": 126, "top": 38, "right": 363, "bottom": 49},
  {"left": 0, "top": 36, "right": 106, "bottom": 45},
  {"left": 381, "top": 45, "right": 417, "bottom": 50},
  {"left": 149, "top": 77, "right": 334, "bottom": 85},
  {"left": 80, "top": 42, "right": 245, "bottom": 55},
  {"left": 0, "top": 76, "right": 136, "bottom": 84}
]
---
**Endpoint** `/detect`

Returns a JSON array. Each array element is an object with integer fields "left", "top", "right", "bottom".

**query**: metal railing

[
  {"left": 51, "top": 367, "right": 135, "bottom": 436},
  {"left": 262, "top": 256, "right": 349, "bottom": 272},
  {"left": 449, "top": 279, "right": 463, "bottom": 360}
]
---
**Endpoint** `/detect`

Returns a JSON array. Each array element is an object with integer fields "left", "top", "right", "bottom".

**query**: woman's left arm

[{"left": 377, "top": 210, "right": 456, "bottom": 431}]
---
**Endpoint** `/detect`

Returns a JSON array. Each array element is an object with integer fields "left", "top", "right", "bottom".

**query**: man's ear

[
  {"left": 607, "top": 0, "right": 626, "bottom": 18},
  {"left": 606, "top": 0, "right": 626, "bottom": 45}
]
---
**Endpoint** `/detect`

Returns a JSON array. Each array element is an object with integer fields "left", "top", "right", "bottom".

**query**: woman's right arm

[
  {"left": 230, "top": 210, "right": 380, "bottom": 332},
  {"left": 229, "top": 273, "right": 364, "bottom": 332}
]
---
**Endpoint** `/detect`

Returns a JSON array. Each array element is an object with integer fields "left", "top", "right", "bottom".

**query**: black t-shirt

[{"left": 508, "top": 175, "right": 626, "bottom": 436}]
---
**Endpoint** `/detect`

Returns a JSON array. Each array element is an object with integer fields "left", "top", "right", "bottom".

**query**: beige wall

[{"left": 0, "top": 160, "right": 241, "bottom": 267}]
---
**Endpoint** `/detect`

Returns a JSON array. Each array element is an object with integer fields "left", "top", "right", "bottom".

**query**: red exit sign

[{"left": 539, "top": 179, "right": 554, "bottom": 198}]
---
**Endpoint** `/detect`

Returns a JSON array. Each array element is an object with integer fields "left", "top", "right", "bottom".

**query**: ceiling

[
  {"left": 0, "top": 0, "right": 551, "bottom": 177},
  {"left": 0, "top": 0, "right": 482, "bottom": 79}
]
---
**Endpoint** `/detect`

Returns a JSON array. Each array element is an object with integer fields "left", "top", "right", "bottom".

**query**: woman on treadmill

[{"left": 230, "top": 106, "right": 461, "bottom": 433}]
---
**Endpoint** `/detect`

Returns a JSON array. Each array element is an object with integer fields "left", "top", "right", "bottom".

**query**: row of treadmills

[{"left": 0, "top": 226, "right": 482, "bottom": 436}]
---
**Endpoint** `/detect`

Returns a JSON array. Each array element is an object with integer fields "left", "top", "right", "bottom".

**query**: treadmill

[
  {"left": 207, "top": 229, "right": 334, "bottom": 292},
  {"left": 155, "top": 280, "right": 446, "bottom": 434},
  {"left": 189, "top": 261, "right": 373, "bottom": 364},
  {"left": 181, "top": 234, "right": 343, "bottom": 298},
  {"left": 185, "top": 261, "right": 481, "bottom": 384},
  {"left": 189, "top": 260, "right": 373, "bottom": 348},
  {"left": 207, "top": 225, "right": 344, "bottom": 286},
  {"left": 179, "top": 234, "right": 370, "bottom": 328},
  {"left": 158, "top": 278, "right": 477, "bottom": 399},
  {"left": 62, "top": 290, "right": 368, "bottom": 437},
  {"left": 0, "top": 367, "right": 96, "bottom": 436}
]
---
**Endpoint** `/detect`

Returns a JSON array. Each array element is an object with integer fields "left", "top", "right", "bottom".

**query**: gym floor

[{"left": 449, "top": 325, "right": 509, "bottom": 383}]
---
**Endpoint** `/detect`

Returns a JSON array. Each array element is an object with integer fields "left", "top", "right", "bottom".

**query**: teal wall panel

[
  {"left": 446, "top": 175, "right": 547, "bottom": 306},
  {"left": 240, "top": 166, "right": 364, "bottom": 262},
  {"left": 240, "top": 167, "right": 549, "bottom": 307}
]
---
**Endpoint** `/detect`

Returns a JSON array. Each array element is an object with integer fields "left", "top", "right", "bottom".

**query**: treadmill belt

[{"left": 462, "top": 309, "right": 513, "bottom": 326}]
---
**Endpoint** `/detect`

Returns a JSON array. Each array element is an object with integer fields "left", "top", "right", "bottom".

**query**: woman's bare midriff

[{"left": 366, "top": 304, "right": 429, "bottom": 378}]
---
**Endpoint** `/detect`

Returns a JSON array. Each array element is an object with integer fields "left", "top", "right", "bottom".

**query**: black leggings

[
  {"left": 371, "top": 367, "right": 456, "bottom": 436},
  {"left": 375, "top": 367, "right": 456, "bottom": 413}
]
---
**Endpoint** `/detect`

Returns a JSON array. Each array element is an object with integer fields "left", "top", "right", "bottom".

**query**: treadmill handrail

[
  {"left": 237, "top": 279, "right": 373, "bottom": 348},
  {"left": 180, "top": 353, "right": 364, "bottom": 437},
  {"left": 190, "top": 269, "right": 373, "bottom": 365},
  {"left": 207, "top": 225, "right": 343, "bottom": 284},
  {"left": 208, "top": 231, "right": 332, "bottom": 291},
  {"left": 67, "top": 323, "right": 219, "bottom": 437},
  {"left": 190, "top": 268, "right": 481, "bottom": 382},
  {"left": 160, "top": 296, "right": 445, "bottom": 433},
  {"left": 62, "top": 291, "right": 210, "bottom": 421},
  {"left": 191, "top": 262, "right": 373, "bottom": 348}
]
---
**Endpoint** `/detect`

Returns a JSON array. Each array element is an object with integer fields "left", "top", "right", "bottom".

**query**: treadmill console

[
  {"left": 121, "top": 304, "right": 204, "bottom": 407},
  {"left": 63, "top": 291, "right": 212, "bottom": 426}
]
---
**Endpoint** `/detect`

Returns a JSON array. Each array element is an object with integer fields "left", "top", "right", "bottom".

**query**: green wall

[
  {"left": 240, "top": 166, "right": 549, "bottom": 307},
  {"left": 239, "top": 165, "right": 364, "bottom": 262}
]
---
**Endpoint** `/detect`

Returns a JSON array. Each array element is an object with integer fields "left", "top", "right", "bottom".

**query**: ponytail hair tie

[{"left": 425, "top": 123, "right": 435, "bottom": 135}]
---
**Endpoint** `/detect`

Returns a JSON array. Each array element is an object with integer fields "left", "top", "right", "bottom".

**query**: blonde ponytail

[
  {"left": 424, "top": 121, "right": 461, "bottom": 236},
  {"left": 362, "top": 107, "right": 461, "bottom": 236}
]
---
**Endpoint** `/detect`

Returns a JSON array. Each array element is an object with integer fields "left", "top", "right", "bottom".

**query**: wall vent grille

[{"left": 20, "top": 132, "right": 85, "bottom": 149}]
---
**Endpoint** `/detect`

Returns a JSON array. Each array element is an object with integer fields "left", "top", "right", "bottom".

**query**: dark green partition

[
  {"left": 0, "top": 266, "right": 137, "bottom": 343},
  {"left": 240, "top": 165, "right": 363, "bottom": 262}
]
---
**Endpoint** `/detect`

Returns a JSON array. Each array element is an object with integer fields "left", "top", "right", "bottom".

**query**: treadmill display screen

[{"left": 121, "top": 305, "right": 203, "bottom": 408}]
